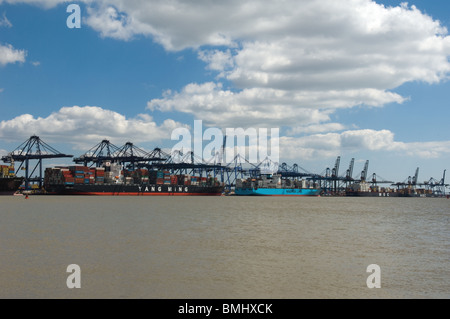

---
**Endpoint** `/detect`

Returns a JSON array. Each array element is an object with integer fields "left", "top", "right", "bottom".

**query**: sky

[{"left": 0, "top": 0, "right": 449, "bottom": 183}]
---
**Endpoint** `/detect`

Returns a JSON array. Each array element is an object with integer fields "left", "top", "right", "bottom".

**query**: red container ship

[{"left": 43, "top": 165, "right": 223, "bottom": 196}]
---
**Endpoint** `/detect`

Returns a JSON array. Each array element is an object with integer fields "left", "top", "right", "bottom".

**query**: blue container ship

[{"left": 234, "top": 174, "right": 321, "bottom": 196}]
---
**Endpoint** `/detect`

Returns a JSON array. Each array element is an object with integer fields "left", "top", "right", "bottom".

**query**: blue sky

[{"left": 0, "top": 0, "right": 449, "bottom": 183}]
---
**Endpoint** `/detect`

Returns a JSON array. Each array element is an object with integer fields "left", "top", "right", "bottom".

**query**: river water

[{"left": 0, "top": 195, "right": 448, "bottom": 299}]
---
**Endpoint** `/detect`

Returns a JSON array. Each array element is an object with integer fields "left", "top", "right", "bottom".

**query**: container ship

[
  {"left": 345, "top": 181, "right": 434, "bottom": 197},
  {"left": 235, "top": 174, "right": 321, "bottom": 196},
  {"left": 0, "top": 165, "right": 23, "bottom": 195},
  {"left": 345, "top": 182, "right": 399, "bottom": 197},
  {"left": 43, "top": 163, "right": 223, "bottom": 196}
]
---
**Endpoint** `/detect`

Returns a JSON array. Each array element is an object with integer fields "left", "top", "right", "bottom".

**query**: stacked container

[
  {"left": 61, "top": 168, "right": 74, "bottom": 185},
  {"left": 95, "top": 167, "right": 105, "bottom": 184},
  {"left": 43, "top": 164, "right": 223, "bottom": 188},
  {"left": 0, "top": 165, "right": 15, "bottom": 178},
  {"left": 44, "top": 167, "right": 75, "bottom": 185},
  {"left": 163, "top": 171, "right": 171, "bottom": 185},
  {"left": 176, "top": 175, "right": 185, "bottom": 185},
  {"left": 157, "top": 170, "right": 164, "bottom": 185},
  {"left": 69, "top": 166, "right": 86, "bottom": 184}
]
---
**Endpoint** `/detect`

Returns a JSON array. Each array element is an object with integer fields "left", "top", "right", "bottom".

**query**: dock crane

[
  {"left": 410, "top": 167, "right": 419, "bottom": 185},
  {"left": 331, "top": 156, "right": 341, "bottom": 192},
  {"left": 331, "top": 156, "right": 341, "bottom": 179},
  {"left": 73, "top": 140, "right": 167, "bottom": 169},
  {"left": 360, "top": 160, "right": 369, "bottom": 182},
  {"left": 345, "top": 158, "right": 355, "bottom": 181},
  {"left": 440, "top": 169, "right": 448, "bottom": 196},
  {"left": 1, "top": 135, "right": 73, "bottom": 189},
  {"left": 423, "top": 169, "right": 448, "bottom": 196},
  {"left": 371, "top": 173, "right": 394, "bottom": 186},
  {"left": 73, "top": 139, "right": 121, "bottom": 167}
]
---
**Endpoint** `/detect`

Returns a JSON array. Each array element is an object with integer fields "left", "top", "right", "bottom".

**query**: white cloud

[
  {"left": 198, "top": 49, "right": 234, "bottom": 75},
  {"left": 147, "top": 82, "right": 406, "bottom": 128},
  {"left": 85, "top": 5, "right": 136, "bottom": 41},
  {"left": 5, "top": 1, "right": 450, "bottom": 126},
  {"left": 279, "top": 129, "right": 450, "bottom": 161},
  {"left": 0, "top": 43, "right": 26, "bottom": 66},
  {"left": 288, "top": 123, "right": 347, "bottom": 135},
  {"left": 0, "top": 106, "right": 186, "bottom": 149},
  {"left": 148, "top": 82, "right": 336, "bottom": 128},
  {"left": 136, "top": 0, "right": 449, "bottom": 129}
]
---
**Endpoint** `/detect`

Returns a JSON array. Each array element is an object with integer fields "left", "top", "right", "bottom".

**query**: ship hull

[
  {"left": 235, "top": 187, "right": 321, "bottom": 196},
  {"left": 0, "top": 177, "right": 23, "bottom": 195},
  {"left": 345, "top": 191, "right": 400, "bottom": 197},
  {"left": 45, "top": 183, "right": 224, "bottom": 196}
]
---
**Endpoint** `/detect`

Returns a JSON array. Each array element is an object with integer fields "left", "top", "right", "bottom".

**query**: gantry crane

[{"left": 1, "top": 136, "right": 73, "bottom": 189}]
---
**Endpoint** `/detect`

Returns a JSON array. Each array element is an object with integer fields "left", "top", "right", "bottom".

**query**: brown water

[{"left": 0, "top": 195, "right": 448, "bottom": 299}]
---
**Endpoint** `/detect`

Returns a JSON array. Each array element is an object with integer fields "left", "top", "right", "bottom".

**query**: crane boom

[
  {"left": 413, "top": 167, "right": 419, "bottom": 185},
  {"left": 361, "top": 160, "right": 369, "bottom": 182},
  {"left": 346, "top": 158, "right": 355, "bottom": 180}
]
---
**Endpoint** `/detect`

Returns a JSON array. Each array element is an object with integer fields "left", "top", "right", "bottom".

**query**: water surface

[{"left": 0, "top": 196, "right": 448, "bottom": 298}]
